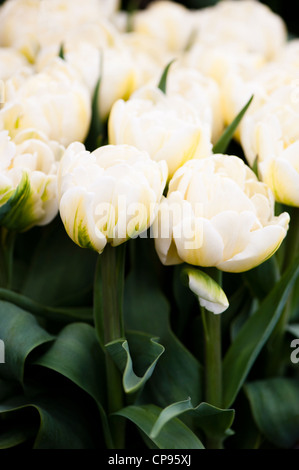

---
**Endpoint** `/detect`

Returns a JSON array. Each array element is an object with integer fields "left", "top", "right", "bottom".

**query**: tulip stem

[
  {"left": 267, "top": 206, "right": 299, "bottom": 376},
  {"left": 0, "top": 228, "right": 16, "bottom": 290},
  {"left": 201, "top": 307, "right": 223, "bottom": 449},
  {"left": 201, "top": 269, "right": 223, "bottom": 449},
  {"left": 93, "top": 244, "right": 126, "bottom": 449}
]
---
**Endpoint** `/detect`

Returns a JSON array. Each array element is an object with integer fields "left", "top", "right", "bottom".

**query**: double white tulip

[
  {"left": 108, "top": 86, "right": 212, "bottom": 179},
  {"left": 241, "top": 86, "right": 299, "bottom": 206},
  {"left": 0, "top": 129, "right": 64, "bottom": 231},
  {"left": 0, "top": 58, "right": 91, "bottom": 147},
  {"left": 154, "top": 154, "right": 289, "bottom": 273},
  {"left": 0, "top": 0, "right": 120, "bottom": 61},
  {"left": 189, "top": 0, "right": 286, "bottom": 61},
  {"left": 165, "top": 66, "right": 224, "bottom": 142},
  {"left": 58, "top": 143, "right": 167, "bottom": 253},
  {"left": 133, "top": 1, "right": 193, "bottom": 53}
]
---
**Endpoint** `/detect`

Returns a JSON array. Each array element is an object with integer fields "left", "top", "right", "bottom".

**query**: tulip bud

[
  {"left": 58, "top": 143, "right": 168, "bottom": 253},
  {"left": 153, "top": 154, "right": 289, "bottom": 273}
]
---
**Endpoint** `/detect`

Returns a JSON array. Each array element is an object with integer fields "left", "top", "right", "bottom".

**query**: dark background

[
  {"left": 121, "top": 0, "right": 299, "bottom": 37},
  {"left": 0, "top": 1, "right": 297, "bottom": 38}
]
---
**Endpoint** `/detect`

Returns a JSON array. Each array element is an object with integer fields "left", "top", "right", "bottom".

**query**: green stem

[
  {"left": 282, "top": 206, "right": 299, "bottom": 273},
  {"left": 0, "top": 228, "right": 16, "bottom": 289},
  {"left": 266, "top": 206, "right": 299, "bottom": 376},
  {"left": 93, "top": 243, "right": 126, "bottom": 449},
  {"left": 201, "top": 268, "right": 223, "bottom": 449}
]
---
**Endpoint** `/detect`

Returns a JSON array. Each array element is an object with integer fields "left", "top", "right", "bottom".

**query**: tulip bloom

[
  {"left": 58, "top": 143, "right": 168, "bottom": 253},
  {"left": 108, "top": 86, "right": 212, "bottom": 179},
  {"left": 241, "top": 86, "right": 299, "bottom": 206},
  {"left": 0, "top": 129, "right": 64, "bottom": 231},
  {"left": 154, "top": 154, "right": 289, "bottom": 273},
  {"left": 0, "top": 58, "right": 91, "bottom": 147}
]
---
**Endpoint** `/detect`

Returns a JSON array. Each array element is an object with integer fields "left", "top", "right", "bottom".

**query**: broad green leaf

[
  {"left": 181, "top": 266, "right": 229, "bottom": 314},
  {"left": 20, "top": 218, "right": 97, "bottom": 307},
  {"left": 150, "top": 398, "right": 234, "bottom": 441},
  {"left": 34, "top": 323, "right": 105, "bottom": 406},
  {"left": 0, "top": 422, "right": 36, "bottom": 449},
  {"left": 157, "top": 60, "right": 176, "bottom": 94},
  {"left": 105, "top": 331, "right": 165, "bottom": 394},
  {"left": 223, "top": 250, "right": 299, "bottom": 408},
  {"left": 33, "top": 322, "right": 112, "bottom": 447},
  {"left": 115, "top": 404, "right": 205, "bottom": 449},
  {"left": 0, "top": 288, "right": 93, "bottom": 323},
  {"left": 245, "top": 378, "right": 299, "bottom": 448},
  {"left": 0, "top": 301, "right": 53, "bottom": 383},
  {"left": 0, "top": 392, "right": 100, "bottom": 449},
  {"left": 124, "top": 239, "right": 202, "bottom": 406},
  {"left": 212, "top": 95, "right": 253, "bottom": 154},
  {"left": 124, "top": 272, "right": 202, "bottom": 406}
]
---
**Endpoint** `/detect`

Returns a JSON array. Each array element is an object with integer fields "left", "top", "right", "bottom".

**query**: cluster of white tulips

[{"left": 0, "top": 0, "right": 294, "bottom": 277}]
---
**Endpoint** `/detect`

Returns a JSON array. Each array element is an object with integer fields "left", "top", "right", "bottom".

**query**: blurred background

[
  {"left": 0, "top": 0, "right": 297, "bottom": 37},
  {"left": 120, "top": 0, "right": 299, "bottom": 37}
]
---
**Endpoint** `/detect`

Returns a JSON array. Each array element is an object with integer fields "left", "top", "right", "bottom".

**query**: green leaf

[
  {"left": 105, "top": 331, "right": 165, "bottom": 394},
  {"left": 245, "top": 378, "right": 299, "bottom": 448},
  {"left": 124, "top": 269, "right": 203, "bottom": 407},
  {"left": 33, "top": 322, "right": 112, "bottom": 447},
  {"left": 150, "top": 398, "right": 234, "bottom": 441},
  {"left": 222, "top": 250, "right": 299, "bottom": 408},
  {"left": 157, "top": 60, "right": 176, "bottom": 94},
  {"left": 58, "top": 43, "right": 65, "bottom": 60},
  {"left": 34, "top": 323, "right": 105, "bottom": 406},
  {"left": 0, "top": 392, "right": 100, "bottom": 449},
  {"left": 212, "top": 95, "right": 253, "bottom": 154},
  {"left": 20, "top": 218, "right": 97, "bottom": 307},
  {"left": 181, "top": 266, "right": 229, "bottom": 314},
  {"left": 115, "top": 404, "right": 205, "bottom": 449},
  {"left": 0, "top": 422, "right": 36, "bottom": 449},
  {"left": 85, "top": 56, "right": 105, "bottom": 151},
  {"left": 0, "top": 301, "right": 53, "bottom": 383},
  {"left": 0, "top": 288, "right": 93, "bottom": 324}
]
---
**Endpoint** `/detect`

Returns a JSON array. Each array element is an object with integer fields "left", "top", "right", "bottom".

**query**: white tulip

[
  {"left": 190, "top": 0, "right": 286, "bottom": 61},
  {"left": 0, "top": 58, "right": 91, "bottom": 147},
  {"left": 241, "top": 87, "right": 299, "bottom": 206},
  {"left": 108, "top": 86, "right": 212, "bottom": 179},
  {"left": 133, "top": 1, "right": 193, "bottom": 53},
  {"left": 58, "top": 143, "right": 168, "bottom": 253},
  {"left": 0, "top": 129, "right": 64, "bottom": 231},
  {"left": 183, "top": 42, "right": 265, "bottom": 86},
  {"left": 154, "top": 155, "right": 289, "bottom": 273},
  {"left": 0, "top": 0, "right": 120, "bottom": 61},
  {"left": 0, "top": 47, "right": 30, "bottom": 82},
  {"left": 165, "top": 66, "right": 224, "bottom": 143}
]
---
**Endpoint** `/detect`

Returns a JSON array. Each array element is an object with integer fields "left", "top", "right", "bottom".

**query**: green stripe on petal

[{"left": 0, "top": 172, "right": 35, "bottom": 231}]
